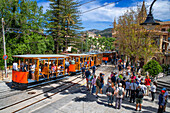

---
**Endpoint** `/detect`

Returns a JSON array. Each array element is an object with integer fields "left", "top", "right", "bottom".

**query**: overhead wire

[
  {"left": 5, "top": 0, "right": 123, "bottom": 45},
  {"left": 77, "top": 0, "right": 96, "bottom": 7},
  {"left": 81, "top": 0, "right": 122, "bottom": 14}
]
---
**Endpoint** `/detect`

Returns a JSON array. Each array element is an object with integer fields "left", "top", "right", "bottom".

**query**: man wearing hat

[
  {"left": 115, "top": 83, "right": 125, "bottom": 109},
  {"left": 158, "top": 90, "right": 166, "bottom": 113},
  {"left": 162, "top": 88, "right": 168, "bottom": 112}
]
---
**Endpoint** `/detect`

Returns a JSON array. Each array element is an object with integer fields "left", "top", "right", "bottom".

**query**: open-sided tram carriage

[
  {"left": 12, "top": 53, "right": 103, "bottom": 89},
  {"left": 88, "top": 53, "right": 103, "bottom": 66},
  {"left": 12, "top": 54, "right": 68, "bottom": 89}
]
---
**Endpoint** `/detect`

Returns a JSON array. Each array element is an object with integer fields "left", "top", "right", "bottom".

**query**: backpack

[
  {"left": 118, "top": 88, "right": 123, "bottom": 96},
  {"left": 137, "top": 89, "right": 144, "bottom": 98},
  {"left": 106, "top": 87, "right": 114, "bottom": 96}
]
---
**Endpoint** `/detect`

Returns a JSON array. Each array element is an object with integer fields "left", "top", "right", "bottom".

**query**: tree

[
  {"left": 46, "top": 0, "right": 83, "bottom": 53},
  {"left": 0, "top": 0, "right": 50, "bottom": 67},
  {"left": 115, "top": 6, "right": 160, "bottom": 64},
  {"left": 143, "top": 60, "right": 163, "bottom": 77}
]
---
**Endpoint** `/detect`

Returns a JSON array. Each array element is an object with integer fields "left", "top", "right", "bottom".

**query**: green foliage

[
  {"left": 46, "top": 0, "right": 83, "bottom": 53},
  {"left": 116, "top": 8, "right": 159, "bottom": 64},
  {"left": 0, "top": 0, "right": 52, "bottom": 67},
  {"left": 161, "top": 64, "right": 170, "bottom": 74},
  {"left": 143, "top": 60, "right": 163, "bottom": 77},
  {"left": 87, "top": 36, "right": 115, "bottom": 51},
  {"left": 71, "top": 48, "right": 77, "bottom": 53},
  {"left": 167, "top": 28, "right": 170, "bottom": 33}
]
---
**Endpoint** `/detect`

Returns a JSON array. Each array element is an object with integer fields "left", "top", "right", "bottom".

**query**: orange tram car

[
  {"left": 12, "top": 53, "right": 103, "bottom": 89},
  {"left": 102, "top": 51, "right": 116, "bottom": 62}
]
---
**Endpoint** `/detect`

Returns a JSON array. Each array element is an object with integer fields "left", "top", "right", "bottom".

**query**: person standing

[
  {"left": 30, "top": 63, "right": 35, "bottom": 80},
  {"left": 81, "top": 66, "right": 86, "bottom": 78},
  {"left": 96, "top": 76, "right": 101, "bottom": 98},
  {"left": 158, "top": 90, "right": 165, "bottom": 113},
  {"left": 115, "top": 83, "right": 125, "bottom": 109},
  {"left": 145, "top": 75, "right": 151, "bottom": 96},
  {"left": 162, "top": 88, "right": 168, "bottom": 112},
  {"left": 140, "top": 82, "right": 147, "bottom": 96},
  {"left": 136, "top": 85, "right": 144, "bottom": 112},
  {"left": 130, "top": 80, "right": 137, "bottom": 103},
  {"left": 125, "top": 72, "right": 130, "bottom": 80},
  {"left": 110, "top": 72, "right": 114, "bottom": 78},
  {"left": 100, "top": 73, "right": 104, "bottom": 94},
  {"left": 105, "top": 60, "right": 107, "bottom": 65},
  {"left": 111, "top": 73, "right": 116, "bottom": 85},
  {"left": 88, "top": 74, "right": 93, "bottom": 91},
  {"left": 131, "top": 73, "right": 136, "bottom": 83},
  {"left": 151, "top": 81, "right": 157, "bottom": 101},
  {"left": 92, "top": 65, "right": 96, "bottom": 75},
  {"left": 125, "top": 79, "right": 131, "bottom": 98},
  {"left": 106, "top": 82, "right": 115, "bottom": 106},
  {"left": 85, "top": 69, "right": 91, "bottom": 90},
  {"left": 118, "top": 63, "right": 122, "bottom": 73},
  {"left": 91, "top": 75, "right": 97, "bottom": 94}
]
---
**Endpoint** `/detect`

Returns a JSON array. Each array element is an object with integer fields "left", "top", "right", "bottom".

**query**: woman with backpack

[{"left": 106, "top": 81, "right": 115, "bottom": 106}]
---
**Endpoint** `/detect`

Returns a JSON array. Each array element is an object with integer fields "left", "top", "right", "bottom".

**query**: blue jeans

[
  {"left": 92, "top": 85, "right": 96, "bottom": 93},
  {"left": 108, "top": 95, "right": 113, "bottom": 104},
  {"left": 116, "top": 98, "right": 122, "bottom": 109}
]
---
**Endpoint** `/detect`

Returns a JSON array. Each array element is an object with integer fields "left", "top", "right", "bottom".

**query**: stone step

[
  {"left": 157, "top": 80, "right": 170, "bottom": 86},
  {"left": 157, "top": 85, "right": 170, "bottom": 91}
]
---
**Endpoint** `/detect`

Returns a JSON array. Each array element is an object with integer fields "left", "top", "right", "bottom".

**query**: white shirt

[
  {"left": 116, "top": 87, "right": 124, "bottom": 98},
  {"left": 125, "top": 82, "right": 130, "bottom": 89},
  {"left": 151, "top": 85, "right": 156, "bottom": 92},
  {"left": 140, "top": 84, "right": 147, "bottom": 93},
  {"left": 130, "top": 83, "right": 137, "bottom": 90},
  {"left": 125, "top": 75, "right": 130, "bottom": 80},
  {"left": 115, "top": 74, "right": 118, "bottom": 78},
  {"left": 13, "top": 63, "right": 18, "bottom": 70}
]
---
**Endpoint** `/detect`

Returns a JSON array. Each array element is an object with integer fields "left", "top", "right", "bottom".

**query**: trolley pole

[{"left": 2, "top": 18, "right": 7, "bottom": 78}]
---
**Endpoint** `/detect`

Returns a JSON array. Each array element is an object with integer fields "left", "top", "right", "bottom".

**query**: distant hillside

[
  {"left": 88, "top": 29, "right": 100, "bottom": 33},
  {"left": 87, "top": 28, "right": 112, "bottom": 37}
]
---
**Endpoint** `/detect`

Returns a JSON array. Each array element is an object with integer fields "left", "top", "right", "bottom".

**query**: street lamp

[{"left": 140, "top": 0, "right": 160, "bottom": 30}]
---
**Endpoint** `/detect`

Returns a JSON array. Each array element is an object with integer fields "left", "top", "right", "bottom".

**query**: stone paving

[{"left": 0, "top": 64, "right": 170, "bottom": 113}]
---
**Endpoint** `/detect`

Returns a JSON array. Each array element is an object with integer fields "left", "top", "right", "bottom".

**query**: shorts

[
  {"left": 101, "top": 83, "right": 104, "bottom": 88},
  {"left": 136, "top": 98, "right": 143, "bottom": 104}
]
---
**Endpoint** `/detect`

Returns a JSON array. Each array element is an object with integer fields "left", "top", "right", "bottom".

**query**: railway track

[
  {"left": 0, "top": 75, "right": 83, "bottom": 113},
  {"left": 0, "top": 74, "right": 76, "bottom": 100}
]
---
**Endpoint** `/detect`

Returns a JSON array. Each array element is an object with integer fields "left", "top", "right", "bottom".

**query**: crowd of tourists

[{"left": 82, "top": 60, "right": 168, "bottom": 113}]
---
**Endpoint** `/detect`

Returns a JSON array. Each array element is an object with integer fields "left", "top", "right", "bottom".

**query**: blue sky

[{"left": 35, "top": 0, "right": 170, "bottom": 31}]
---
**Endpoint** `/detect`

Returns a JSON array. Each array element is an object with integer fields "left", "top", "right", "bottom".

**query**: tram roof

[
  {"left": 13, "top": 54, "right": 68, "bottom": 59},
  {"left": 67, "top": 54, "right": 89, "bottom": 56},
  {"left": 102, "top": 51, "right": 116, "bottom": 53},
  {"left": 89, "top": 53, "right": 103, "bottom": 55}
]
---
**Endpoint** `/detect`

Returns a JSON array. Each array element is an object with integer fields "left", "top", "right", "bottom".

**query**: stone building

[{"left": 112, "top": 1, "right": 170, "bottom": 65}]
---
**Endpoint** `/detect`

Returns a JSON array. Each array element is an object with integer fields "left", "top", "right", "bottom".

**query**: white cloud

[
  {"left": 37, "top": 0, "right": 170, "bottom": 30},
  {"left": 80, "top": 0, "right": 170, "bottom": 22},
  {"left": 145, "top": 0, "right": 170, "bottom": 20}
]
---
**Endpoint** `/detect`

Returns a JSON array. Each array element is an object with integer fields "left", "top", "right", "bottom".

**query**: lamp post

[{"left": 140, "top": 0, "right": 160, "bottom": 30}]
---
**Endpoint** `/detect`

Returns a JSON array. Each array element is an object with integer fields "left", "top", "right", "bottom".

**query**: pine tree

[{"left": 46, "top": 0, "right": 83, "bottom": 53}]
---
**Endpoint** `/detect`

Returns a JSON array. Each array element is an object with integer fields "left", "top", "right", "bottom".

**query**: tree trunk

[{"left": 54, "top": 40, "right": 58, "bottom": 54}]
